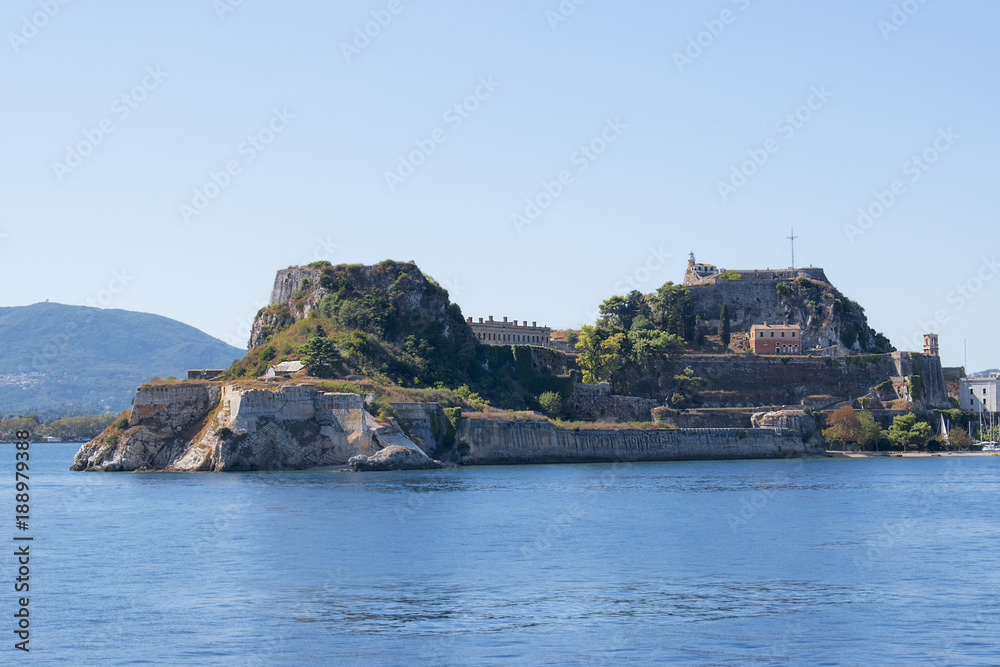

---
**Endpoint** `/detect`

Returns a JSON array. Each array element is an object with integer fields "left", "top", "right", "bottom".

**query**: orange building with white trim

[{"left": 750, "top": 324, "right": 802, "bottom": 355}]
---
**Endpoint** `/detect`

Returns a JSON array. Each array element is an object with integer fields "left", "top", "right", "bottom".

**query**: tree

[
  {"left": 887, "top": 413, "right": 932, "bottom": 451},
  {"left": 718, "top": 303, "right": 731, "bottom": 348},
  {"left": 670, "top": 367, "right": 707, "bottom": 408},
  {"left": 575, "top": 325, "right": 625, "bottom": 384},
  {"left": 538, "top": 391, "right": 563, "bottom": 418},
  {"left": 826, "top": 406, "right": 862, "bottom": 450},
  {"left": 298, "top": 336, "right": 342, "bottom": 378},
  {"left": 598, "top": 290, "right": 649, "bottom": 334},
  {"left": 947, "top": 426, "right": 973, "bottom": 450},
  {"left": 618, "top": 327, "right": 686, "bottom": 396},
  {"left": 652, "top": 282, "right": 695, "bottom": 342},
  {"left": 858, "top": 411, "right": 884, "bottom": 451}
]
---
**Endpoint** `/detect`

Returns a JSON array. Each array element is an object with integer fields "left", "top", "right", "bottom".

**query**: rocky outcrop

[
  {"left": 349, "top": 445, "right": 443, "bottom": 471},
  {"left": 751, "top": 409, "right": 817, "bottom": 441},
  {"left": 686, "top": 274, "right": 891, "bottom": 354},
  {"left": 71, "top": 383, "right": 422, "bottom": 472},
  {"left": 456, "top": 416, "right": 822, "bottom": 465},
  {"left": 389, "top": 402, "right": 450, "bottom": 455}
]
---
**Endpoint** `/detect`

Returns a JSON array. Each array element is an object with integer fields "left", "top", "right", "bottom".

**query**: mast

[{"left": 787, "top": 227, "right": 798, "bottom": 269}]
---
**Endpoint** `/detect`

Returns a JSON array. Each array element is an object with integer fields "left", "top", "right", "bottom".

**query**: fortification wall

[
  {"left": 565, "top": 382, "right": 659, "bottom": 422},
  {"left": 128, "top": 383, "right": 220, "bottom": 427},
  {"left": 457, "top": 418, "right": 820, "bottom": 465},
  {"left": 680, "top": 355, "right": 898, "bottom": 405}
]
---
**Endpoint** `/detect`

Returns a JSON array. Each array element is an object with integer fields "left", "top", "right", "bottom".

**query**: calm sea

[{"left": 5, "top": 443, "right": 1000, "bottom": 665}]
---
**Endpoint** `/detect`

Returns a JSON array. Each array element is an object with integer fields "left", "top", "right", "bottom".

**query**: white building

[{"left": 960, "top": 375, "right": 1000, "bottom": 413}]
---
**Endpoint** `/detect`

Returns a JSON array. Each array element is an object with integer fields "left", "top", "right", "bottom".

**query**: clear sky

[{"left": 3, "top": 0, "right": 997, "bottom": 371}]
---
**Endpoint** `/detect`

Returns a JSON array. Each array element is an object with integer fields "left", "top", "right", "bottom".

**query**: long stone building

[{"left": 467, "top": 316, "right": 552, "bottom": 347}]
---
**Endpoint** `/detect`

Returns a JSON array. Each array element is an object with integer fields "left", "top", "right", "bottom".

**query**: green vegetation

[
  {"left": 651, "top": 283, "right": 695, "bottom": 342},
  {"left": 887, "top": 413, "right": 932, "bottom": 451},
  {"left": 716, "top": 270, "right": 740, "bottom": 280},
  {"left": 299, "top": 336, "right": 342, "bottom": 378},
  {"left": 718, "top": 303, "right": 731, "bottom": 348},
  {"left": 668, "top": 367, "right": 707, "bottom": 409},
  {"left": 538, "top": 391, "right": 563, "bottom": 418},
  {"left": 227, "top": 261, "right": 479, "bottom": 390},
  {"left": 821, "top": 406, "right": 887, "bottom": 451},
  {"left": 576, "top": 290, "right": 686, "bottom": 396},
  {"left": 0, "top": 412, "right": 119, "bottom": 442}
]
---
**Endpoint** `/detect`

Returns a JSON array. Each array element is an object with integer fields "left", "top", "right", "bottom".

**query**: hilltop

[{"left": 0, "top": 303, "right": 243, "bottom": 417}]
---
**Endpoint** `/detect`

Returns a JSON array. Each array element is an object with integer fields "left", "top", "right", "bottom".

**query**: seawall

[{"left": 457, "top": 417, "right": 820, "bottom": 465}]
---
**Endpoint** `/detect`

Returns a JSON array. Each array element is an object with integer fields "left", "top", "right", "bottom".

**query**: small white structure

[
  {"left": 960, "top": 375, "right": 1000, "bottom": 413},
  {"left": 264, "top": 360, "right": 305, "bottom": 379}
]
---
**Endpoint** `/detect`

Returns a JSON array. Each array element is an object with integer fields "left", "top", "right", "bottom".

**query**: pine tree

[{"left": 718, "top": 303, "right": 731, "bottom": 348}]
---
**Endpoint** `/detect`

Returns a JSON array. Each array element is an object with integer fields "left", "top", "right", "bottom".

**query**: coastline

[{"left": 826, "top": 450, "right": 1000, "bottom": 458}]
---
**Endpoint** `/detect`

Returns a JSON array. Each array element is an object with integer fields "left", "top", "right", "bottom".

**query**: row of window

[
  {"left": 758, "top": 331, "right": 797, "bottom": 338},
  {"left": 476, "top": 331, "right": 549, "bottom": 345}
]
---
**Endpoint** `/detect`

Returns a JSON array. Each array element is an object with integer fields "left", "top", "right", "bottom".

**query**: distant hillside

[
  {"left": 0, "top": 303, "right": 243, "bottom": 417},
  {"left": 969, "top": 369, "right": 998, "bottom": 378}
]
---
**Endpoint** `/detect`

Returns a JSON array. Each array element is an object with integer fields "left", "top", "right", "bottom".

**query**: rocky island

[{"left": 73, "top": 258, "right": 956, "bottom": 472}]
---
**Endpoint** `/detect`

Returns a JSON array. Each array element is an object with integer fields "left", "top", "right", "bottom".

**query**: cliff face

[
  {"left": 687, "top": 276, "right": 891, "bottom": 354},
  {"left": 71, "top": 383, "right": 430, "bottom": 472},
  {"left": 456, "top": 412, "right": 821, "bottom": 465}
]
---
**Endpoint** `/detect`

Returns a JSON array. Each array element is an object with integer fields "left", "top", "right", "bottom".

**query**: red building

[{"left": 750, "top": 324, "right": 801, "bottom": 355}]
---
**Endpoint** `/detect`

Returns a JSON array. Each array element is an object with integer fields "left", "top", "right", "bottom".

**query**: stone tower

[{"left": 923, "top": 333, "right": 939, "bottom": 356}]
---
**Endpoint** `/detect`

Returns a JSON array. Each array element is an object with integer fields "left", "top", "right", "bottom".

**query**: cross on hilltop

[{"left": 787, "top": 227, "right": 798, "bottom": 269}]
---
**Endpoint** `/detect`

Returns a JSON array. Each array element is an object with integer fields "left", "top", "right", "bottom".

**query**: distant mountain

[
  {"left": 0, "top": 303, "right": 243, "bottom": 417},
  {"left": 969, "top": 369, "right": 998, "bottom": 378}
]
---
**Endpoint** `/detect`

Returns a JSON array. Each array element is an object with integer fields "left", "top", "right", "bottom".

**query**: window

[
  {"left": 770, "top": 332, "right": 774, "bottom": 338},
  {"left": 781, "top": 332, "right": 785, "bottom": 338}
]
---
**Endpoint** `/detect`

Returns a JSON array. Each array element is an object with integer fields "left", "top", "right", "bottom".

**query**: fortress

[{"left": 683, "top": 252, "right": 829, "bottom": 286}]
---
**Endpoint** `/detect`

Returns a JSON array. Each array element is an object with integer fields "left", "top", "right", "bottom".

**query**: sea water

[{"left": 5, "top": 443, "right": 1000, "bottom": 665}]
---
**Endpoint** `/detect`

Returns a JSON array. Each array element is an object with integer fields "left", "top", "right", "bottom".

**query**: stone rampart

[
  {"left": 457, "top": 418, "right": 820, "bottom": 465},
  {"left": 565, "top": 382, "right": 659, "bottom": 422}
]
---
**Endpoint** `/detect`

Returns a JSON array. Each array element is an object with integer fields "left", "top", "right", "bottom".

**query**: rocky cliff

[
  {"left": 71, "top": 383, "right": 437, "bottom": 472},
  {"left": 687, "top": 274, "right": 891, "bottom": 354}
]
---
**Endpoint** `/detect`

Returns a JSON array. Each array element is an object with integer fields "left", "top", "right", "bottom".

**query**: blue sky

[{"left": 2, "top": 0, "right": 997, "bottom": 370}]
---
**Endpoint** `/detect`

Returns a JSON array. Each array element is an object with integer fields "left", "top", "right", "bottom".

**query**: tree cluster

[{"left": 575, "top": 288, "right": 692, "bottom": 397}]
